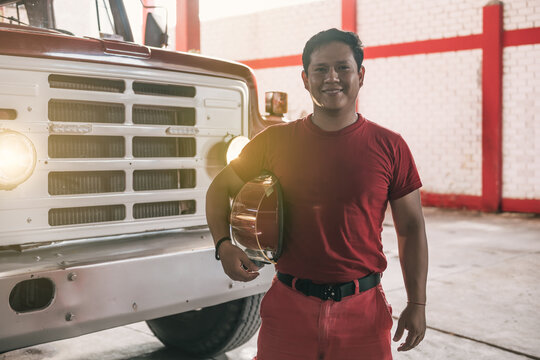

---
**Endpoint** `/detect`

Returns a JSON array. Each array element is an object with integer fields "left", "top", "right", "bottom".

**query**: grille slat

[
  {"left": 49, "top": 136, "right": 125, "bottom": 158},
  {"left": 49, "top": 74, "right": 125, "bottom": 93},
  {"left": 133, "top": 169, "right": 196, "bottom": 191},
  {"left": 133, "top": 200, "right": 196, "bottom": 219},
  {"left": 133, "top": 82, "right": 195, "bottom": 97},
  {"left": 133, "top": 105, "right": 195, "bottom": 126},
  {"left": 133, "top": 137, "right": 195, "bottom": 158},
  {"left": 48, "top": 171, "right": 125, "bottom": 195},
  {"left": 49, "top": 100, "right": 124, "bottom": 124},
  {"left": 49, "top": 205, "right": 126, "bottom": 226}
]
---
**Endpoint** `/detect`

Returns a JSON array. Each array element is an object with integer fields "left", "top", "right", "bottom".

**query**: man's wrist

[{"left": 215, "top": 236, "right": 232, "bottom": 260}]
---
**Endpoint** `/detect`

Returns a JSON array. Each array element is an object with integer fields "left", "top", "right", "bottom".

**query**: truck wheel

[{"left": 146, "top": 293, "right": 263, "bottom": 358}]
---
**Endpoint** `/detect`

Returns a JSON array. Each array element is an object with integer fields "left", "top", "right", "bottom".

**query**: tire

[{"left": 146, "top": 293, "right": 263, "bottom": 358}]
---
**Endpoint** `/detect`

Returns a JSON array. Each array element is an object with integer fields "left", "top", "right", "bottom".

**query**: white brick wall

[
  {"left": 503, "top": 0, "right": 540, "bottom": 30},
  {"left": 358, "top": 50, "right": 483, "bottom": 196},
  {"left": 502, "top": 44, "right": 540, "bottom": 199},
  {"left": 255, "top": 51, "right": 485, "bottom": 196},
  {"left": 200, "top": 0, "right": 539, "bottom": 205},
  {"left": 201, "top": 0, "right": 341, "bottom": 60},
  {"left": 356, "top": 0, "right": 485, "bottom": 47}
]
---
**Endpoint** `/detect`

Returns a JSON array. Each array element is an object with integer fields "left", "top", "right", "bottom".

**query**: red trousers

[{"left": 255, "top": 277, "right": 393, "bottom": 360}]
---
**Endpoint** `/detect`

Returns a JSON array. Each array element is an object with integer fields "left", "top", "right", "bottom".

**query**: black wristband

[{"left": 215, "top": 236, "right": 232, "bottom": 260}]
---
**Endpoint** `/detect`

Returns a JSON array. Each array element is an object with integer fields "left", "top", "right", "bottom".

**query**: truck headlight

[
  {"left": 226, "top": 136, "right": 250, "bottom": 164},
  {"left": 0, "top": 130, "right": 37, "bottom": 190}
]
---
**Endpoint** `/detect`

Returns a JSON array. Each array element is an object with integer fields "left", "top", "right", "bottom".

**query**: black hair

[{"left": 302, "top": 28, "right": 364, "bottom": 74}]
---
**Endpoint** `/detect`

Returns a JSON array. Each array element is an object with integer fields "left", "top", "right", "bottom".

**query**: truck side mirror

[
  {"left": 265, "top": 92, "right": 288, "bottom": 117},
  {"left": 144, "top": 12, "right": 168, "bottom": 48}
]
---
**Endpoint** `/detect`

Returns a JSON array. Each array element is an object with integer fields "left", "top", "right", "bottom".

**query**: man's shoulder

[
  {"left": 259, "top": 117, "right": 305, "bottom": 136},
  {"left": 363, "top": 118, "right": 404, "bottom": 143}
]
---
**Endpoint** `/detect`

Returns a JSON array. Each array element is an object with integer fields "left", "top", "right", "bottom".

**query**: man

[{"left": 206, "top": 28, "right": 428, "bottom": 359}]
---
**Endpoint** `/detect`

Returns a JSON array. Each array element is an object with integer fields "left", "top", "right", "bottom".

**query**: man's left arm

[{"left": 389, "top": 189, "right": 428, "bottom": 351}]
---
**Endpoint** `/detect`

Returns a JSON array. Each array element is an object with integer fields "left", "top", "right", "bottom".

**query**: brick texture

[
  {"left": 200, "top": 1, "right": 539, "bottom": 204},
  {"left": 201, "top": 0, "right": 341, "bottom": 60},
  {"left": 356, "top": 0, "right": 485, "bottom": 46},
  {"left": 502, "top": 44, "right": 540, "bottom": 199},
  {"left": 358, "top": 50, "right": 483, "bottom": 196},
  {"left": 503, "top": 0, "right": 540, "bottom": 30}
]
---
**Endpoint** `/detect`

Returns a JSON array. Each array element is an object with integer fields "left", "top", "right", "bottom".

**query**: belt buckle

[{"left": 322, "top": 285, "right": 341, "bottom": 301}]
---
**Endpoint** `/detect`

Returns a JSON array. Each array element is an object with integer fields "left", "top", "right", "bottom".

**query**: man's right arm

[{"left": 206, "top": 165, "right": 261, "bottom": 282}]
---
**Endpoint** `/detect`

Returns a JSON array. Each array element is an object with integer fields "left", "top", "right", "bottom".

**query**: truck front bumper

[{"left": 0, "top": 228, "right": 274, "bottom": 352}]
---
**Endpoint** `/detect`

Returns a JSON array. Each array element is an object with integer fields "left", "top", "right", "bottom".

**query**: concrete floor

[{"left": 2, "top": 208, "right": 539, "bottom": 360}]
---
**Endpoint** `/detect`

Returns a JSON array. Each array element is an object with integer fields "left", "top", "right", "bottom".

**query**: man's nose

[{"left": 324, "top": 67, "right": 339, "bottom": 82}]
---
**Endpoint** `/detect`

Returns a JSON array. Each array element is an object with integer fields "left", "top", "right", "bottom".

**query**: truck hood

[{"left": 0, "top": 22, "right": 276, "bottom": 135}]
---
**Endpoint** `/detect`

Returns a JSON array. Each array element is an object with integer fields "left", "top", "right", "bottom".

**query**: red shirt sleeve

[
  {"left": 229, "top": 128, "right": 269, "bottom": 183},
  {"left": 388, "top": 136, "right": 422, "bottom": 200}
]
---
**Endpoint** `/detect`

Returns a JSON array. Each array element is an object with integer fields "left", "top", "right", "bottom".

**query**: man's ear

[
  {"left": 358, "top": 66, "right": 365, "bottom": 88},
  {"left": 301, "top": 70, "right": 309, "bottom": 91}
]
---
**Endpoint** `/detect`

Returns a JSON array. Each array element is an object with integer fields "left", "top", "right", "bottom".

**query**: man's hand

[
  {"left": 218, "top": 241, "right": 260, "bottom": 282},
  {"left": 393, "top": 303, "right": 426, "bottom": 351}
]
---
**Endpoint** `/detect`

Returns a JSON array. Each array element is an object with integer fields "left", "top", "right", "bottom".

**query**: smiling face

[{"left": 302, "top": 41, "right": 365, "bottom": 114}]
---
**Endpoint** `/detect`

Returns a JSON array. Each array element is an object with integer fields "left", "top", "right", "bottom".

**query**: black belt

[{"left": 277, "top": 272, "right": 381, "bottom": 302}]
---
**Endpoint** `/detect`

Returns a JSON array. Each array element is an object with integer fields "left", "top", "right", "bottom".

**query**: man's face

[{"left": 302, "top": 41, "right": 364, "bottom": 112}]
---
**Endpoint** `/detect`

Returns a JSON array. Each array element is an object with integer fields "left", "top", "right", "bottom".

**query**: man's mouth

[{"left": 322, "top": 88, "right": 343, "bottom": 94}]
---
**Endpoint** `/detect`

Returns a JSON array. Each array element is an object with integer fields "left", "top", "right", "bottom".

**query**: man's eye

[
  {"left": 338, "top": 65, "right": 350, "bottom": 71},
  {"left": 314, "top": 67, "right": 327, "bottom": 72}
]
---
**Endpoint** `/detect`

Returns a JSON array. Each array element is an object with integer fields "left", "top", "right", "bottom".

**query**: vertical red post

[
  {"left": 142, "top": 0, "right": 155, "bottom": 42},
  {"left": 481, "top": 2, "right": 503, "bottom": 212},
  {"left": 341, "top": 0, "right": 358, "bottom": 110},
  {"left": 341, "top": 0, "right": 357, "bottom": 33},
  {"left": 176, "top": 0, "right": 200, "bottom": 52}
]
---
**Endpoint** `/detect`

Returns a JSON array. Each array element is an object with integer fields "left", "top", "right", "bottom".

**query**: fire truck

[{"left": 0, "top": 0, "right": 284, "bottom": 356}]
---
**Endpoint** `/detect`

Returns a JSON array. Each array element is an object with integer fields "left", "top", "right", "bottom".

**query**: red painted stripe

[
  {"left": 176, "top": 0, "right": 200, "bottom": 52},
  {"left": 501, "top": 199, "right": 540, "bottom": 214},
  {"left": 421, "top": 192, "right": 483, "bottom": 210},
  {"left": 481, "top": 4, "right": 503, "bottom": 212},
  {"left": 240, "top": 54, "right": 302, "bottom": 70},
  {"left": 341, "top": 0, "right": 357, "bottom": 32},
  {"left": 364, "top": 34, "right": 483, "bottom": 59},
  {"left": 421, "top": 193, "right": 540, "bottom": 214},
  {"left": 239, "top": 28, "right": 539, "bottom": 69},
  {"left": 504, "top": 27, "right": 540, "bottom": 47}
]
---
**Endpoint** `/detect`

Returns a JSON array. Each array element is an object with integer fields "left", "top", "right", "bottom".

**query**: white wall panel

[
  {"left": 356, "top": 0, "right": 485, "bottom": 47},
  {"left": 201, "top": 0, "right": 341, "bottom": 60},
  {"left": 502, "top": 44, "right": 540, "bottom": 199},
  {"left": 358, "top": 50, "right": 483, "bottom": 195}
]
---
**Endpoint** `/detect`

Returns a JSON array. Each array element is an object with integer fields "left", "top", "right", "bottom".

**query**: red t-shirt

[{"left": 230, "top": 114, "right": 422, "bottom": 283}]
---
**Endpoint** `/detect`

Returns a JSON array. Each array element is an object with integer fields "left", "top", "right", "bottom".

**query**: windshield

[{"left": 0, "top": 0, "right": 150, "bottom": 44}]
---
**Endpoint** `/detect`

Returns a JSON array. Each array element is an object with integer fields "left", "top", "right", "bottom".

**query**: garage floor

[{"left": 2, "top": 208, "right": 539, "bottom": 360}]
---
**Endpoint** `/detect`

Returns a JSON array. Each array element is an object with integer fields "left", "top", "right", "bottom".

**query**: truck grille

[
  {"left": 49, "top": 100, "right": 124, "bottom": 123},
  {"left": 132, "top": 137, "right": 196, "bottom": 158},
  {"left": 48, "top": 171, "right": 125, "bottom": 195},
  {"left": 133, "top": 200, "right": 196, "bottom": 219},
  {"left": 133, "top": 169, "right": 196, "bottom": 191},
  {"left": 133, "top": 105, "right": 195, "bottom": 126},
  {"left": 133, "top": 81, "right": 195, "bottom": 97},
  {"left": 49, "top": 205, "right": 126, "bottom": 226},
  {"left": 48, "top": 135, "right": 125, "bottom": 158},
  {"left": 0, "top": 68, "right": 246, "bottom": 238},
  {"left": 44, "top": 74, "right": 204, "bottom": 229},
  {"left": 48, "top": 74, "right": 125, "bottom": 93}
]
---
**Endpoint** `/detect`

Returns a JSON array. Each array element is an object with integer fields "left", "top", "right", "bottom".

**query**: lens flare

[
  {"left": 226, "top": 136, "right": 250, "bottom": 164},
  {"left": 0, "top": 130, "right": 37, "bottom": 189}
]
